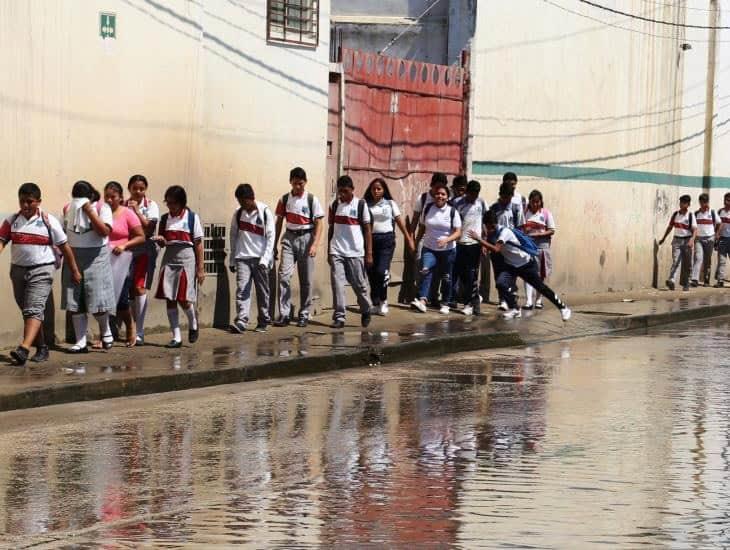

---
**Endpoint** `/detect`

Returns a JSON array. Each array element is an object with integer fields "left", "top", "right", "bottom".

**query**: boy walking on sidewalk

[
  {"left": 229, "top": 184, "right": 275, "bottom": 333},
  {"left": 691, "top": 193, "right": 718, "bottom": 287},
  {"left": 714, "top": 192, "right": 730, "bottom": 287},
  {"left": 328, "top": 175, "right": 373, "bottom": 329},
  {"left": 453, "top": 180, "right": 487, "bottom": 316},
  {"left": 659, "top": 194, "right": 697, "bottom": 291}
]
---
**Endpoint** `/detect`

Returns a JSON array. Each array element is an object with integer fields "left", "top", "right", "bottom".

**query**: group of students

[
  {"left": 2, "top": 167, "right": 570, "bottom": 368},
  {"left": 659, "top": 192, "right": 730, "bottom": 291}
]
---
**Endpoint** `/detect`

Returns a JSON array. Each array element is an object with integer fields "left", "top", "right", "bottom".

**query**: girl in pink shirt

[{"left": 103, "top": 181, "right": 144, "bottom": 347}]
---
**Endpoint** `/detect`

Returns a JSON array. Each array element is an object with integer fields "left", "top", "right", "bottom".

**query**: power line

[
  {"left": 379, "top": 0, "right": 445, "bottom": 55},
  {"left": 577, "top": 0, "right": 728, "bottom": 29}
]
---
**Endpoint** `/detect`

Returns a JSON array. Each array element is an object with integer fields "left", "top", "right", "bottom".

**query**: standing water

[{"left": 0, "top": 318, "right": 729, "bottom": 548}]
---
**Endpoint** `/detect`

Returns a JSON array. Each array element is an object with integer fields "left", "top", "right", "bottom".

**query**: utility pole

[{"left": 702, "top": 0, "right": 719, "bottom": 194}]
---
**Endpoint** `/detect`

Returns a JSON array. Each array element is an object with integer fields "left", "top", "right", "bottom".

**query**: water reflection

[{"left": 1, "top": 319, "right": 730, "bottom": 547}]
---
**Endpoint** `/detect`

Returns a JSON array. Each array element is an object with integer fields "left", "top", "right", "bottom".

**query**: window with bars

[
  {"left": 267, "top": 0, "right": 319, "bottom": 47},
  {"left": 203, "top": 223, "right": 226, "bottom": 275}
]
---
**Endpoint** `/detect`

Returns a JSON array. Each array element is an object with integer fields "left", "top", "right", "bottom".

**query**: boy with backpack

[
  {"left": 489, "top": 182, "right": 526, "bottom": 310},
  {"left": 328, "top": 175, "right": 373, "bottom": 329},
  {"left": 0, "top": 183, "right": 81, "bottom": 365},
  {"left": 715, "top": 192, "right": 730, "bottom": 287},
  {"left": 659, "top": 194, "right": 697, "bottom": 291},
  {"left": 468, "top": 209, "right": 571, "bottom": 321},
  {"left": 452, "top": 180, "right": 487, "bottom": 316},
  {"left": 229, "top": 184, "right": 275, "bottom": 333},
  {"left": 691, "top": 193, "right": 718, "bottom": 287}
]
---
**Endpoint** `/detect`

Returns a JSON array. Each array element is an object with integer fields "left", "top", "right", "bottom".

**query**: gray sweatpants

[
  {"left": 668, "top": 236, "right": 692, "bottom": 284},
  {"left": 11, "top": 264, "right": 54, "bottom": 321},
  {"left": 235, "top": 259, "right": 271, "bottom": 326},
  {"left": 330, "top": 255, "right": 372, "bottom": 322},
  {"left": 278, "top": 231, "right": 315, "bottom": 320},
  {"left": 715, "top": 237, "right": 730, "bottom": 282},
  {"left": 691, "top": 237, "right": 714, "bottom": 284}
]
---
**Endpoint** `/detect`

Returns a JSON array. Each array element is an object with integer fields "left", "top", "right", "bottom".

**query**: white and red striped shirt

[
  {"left": 329, "top": 197, "right": 371, "bottom": 257},
  {"left": 694, "top": 208, "right": 718, "bottom": 238},
  {"left": 670, "top": 210, "right": 696, "bottom": 238},
  {"left": 523, "top": 208, "right": 556, "bottom": 247},
  {"left": 718, "top": 208, "right": 730, "bottom": 238},
  {"left": 160, "top": 209, "right": 203, "bottom": 247},
  {"left": 229, "top": 201, "right": 275, "bottom": 266},
  {"left": 0, "top": 210, "right": 67, "bottom": 267},
  {"left": 275, "top": 192, "right": 324, "bottom": 231}
]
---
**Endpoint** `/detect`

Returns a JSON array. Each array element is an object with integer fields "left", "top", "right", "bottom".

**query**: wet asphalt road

[{"left": 1, "top": 317, "right": 729, "bottom": 548}]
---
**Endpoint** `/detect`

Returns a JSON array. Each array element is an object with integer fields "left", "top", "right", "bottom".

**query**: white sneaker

[
  {"left": 502, "top": 308, "right": 522, "bottom": 320},
  {"left": 379, "top": 303, "right": 389, "bottom": 316},
  {"left": 535, "top": 299, "right": 544, "bottom": 309},
  {"left": 412, "top": 298, "right": 427, "bottom": 313},
  {"left": 498, "top": 301, "right": 508, "bottom": 311},
  {"left": 462, "top": 305, "right": 473, "bottom": 316},
  {"left": 439, "top": 305, "right": 450, "bottom": 315},
  {"left": 561, "top": 307, "right": 572, "bottom": 322}
]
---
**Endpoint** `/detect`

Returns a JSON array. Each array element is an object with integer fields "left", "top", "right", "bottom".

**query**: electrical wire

[
  {"left": 577, "top": 0, "right": 728, "bottom": 29},
  {"left": 379, "top": 0, "right": 445, "bottom": 55}
]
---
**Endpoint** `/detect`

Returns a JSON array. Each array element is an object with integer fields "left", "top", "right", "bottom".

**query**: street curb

[{"left": 1, "top": 303, "right": 728, "bottom": 412}]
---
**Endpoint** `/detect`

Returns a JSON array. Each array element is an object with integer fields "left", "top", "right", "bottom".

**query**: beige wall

[
  {"left": 0, "top": 0, "right": 331, "bottom": 345},
  {"left": 470, "top": 0, "right": 730, "bottom": 293}
]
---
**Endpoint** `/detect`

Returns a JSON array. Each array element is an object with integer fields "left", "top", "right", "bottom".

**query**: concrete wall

[
  {"left": 0, "top": 0, "right": 331, "bottom": 345},
  {"left": 471, "top": 0, "right": 730, "bottom": 293}
]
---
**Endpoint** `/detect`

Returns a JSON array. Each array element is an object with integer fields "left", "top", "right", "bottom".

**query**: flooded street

[{"left": 1, "top": 318, "right": 730, "bottom": 548}]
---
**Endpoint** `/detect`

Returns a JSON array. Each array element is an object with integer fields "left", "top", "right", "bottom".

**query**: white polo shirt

[
  {"left": 0, "top": 210, "right": 67, "bottom": 267},
  {"left": 671, "top": 210, "right": 696, "bottom": 238},
  {"left": 160, "top": 209, "right": 204, "bottom": 247},
  {"left": 370, "top": 198, "right": 401, "bottom": 234},
  {"left": 64, "top": 202, "right": 113, "bottom": 248},
  {"left": 719, "top": 208, "right": 730, "bottom": 238},
  {"left": 421, "top": 203, "right": 462, "bottom": 251},
  {"left": 229, "top": 201, "right": 275, "bottom": 266},
  {"left": 275, "top": 192, "right": 324, "bottom": 231},
  {"left": 694, "top": 208, "right": 717, "bottom": 238},
  {"left": 453, "top": 196, "right": 487, "bottom": 245},
  {"left": 495, "top": 227, "right": 531, "bottom": 268},
  {"left": 329, "top": 197, "right": 371, "bottom": 257}
]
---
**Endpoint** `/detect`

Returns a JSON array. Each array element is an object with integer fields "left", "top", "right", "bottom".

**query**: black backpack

[
  {"left": 282, "top": 192, "right": 314, "bottom": 222},
  {"left": 330, "top": 198, "right": 369, "bottom": 229},
  {"left": 422, "top": 202, "right": 456, "bottom": 231}
]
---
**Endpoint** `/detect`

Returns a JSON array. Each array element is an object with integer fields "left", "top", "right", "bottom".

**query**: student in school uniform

[
  {"left": 489, "top": 182, "right": 526, "bottom": 310},
  {"left": 504, "top": 171, "right": 526, "bottom": 212},
  {"left": 125, "top": 174, "right": 160, "bottom": 346},
  {"left": 364, "top": 177, "right": 415, "bottom": 316},
  {"left": 659, "top": 194, "right": 697, "bottom": 291},
  {"left": 154, "top": 185, "right": 205, "bottom": 348},
  {"left": 469, "top": 210, "right": 572, "bottom": 321},
  {"left": 450, "top": 175, "right": 467, "bottom": 202},
  {"left": 273, "top": 167, "right": 325, "bottom": 328},
  {"left": 0, "top": 183, "right": 81, "bottom": 365},
  {"left": 411, "top": 181, "right": 462, "bottom": 314},
  {"left": 522, "top": 190, "right": 556, "bottom": 310},
  {"left": 409, "top": 172, "right": 451, "bottom": 236},
  {"left": 328, "top": 176, "right": 373, "bottom": 329},
  {"left": 715, "top": 192, "right": 730, "bottom": 287},
  {"left": 452, "top": 179, "right": 487, "bottom": 316},
  {"left": 229, "top": 184, "right": 275, "bottom": 333},
  {"left": 691, "top": 193, "right": 719, "bottom": 287},
  {"left": 62, "top": 181, "right": 116, "bottom": 353}
]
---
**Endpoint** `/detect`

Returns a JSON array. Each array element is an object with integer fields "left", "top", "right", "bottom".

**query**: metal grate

[
  {"left": 203, "top": 223, "right": 226, "bottom": 275},
  {"left": 267, "top": 0, "right": 319, "bottom": 47}
]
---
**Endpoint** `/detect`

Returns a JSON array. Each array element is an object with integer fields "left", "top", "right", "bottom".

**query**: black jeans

[
  {"left": 491, "top": 252, "right": 507, "bottom": 303},
  {"left": 368, "top": 232, "right": 396, "bottom": 305},
  {"left": 496, "top": 258, "right": 565, "bottom": 311},
  {"left": 454, "top": 244, "right": 481, "bottom": 308}
]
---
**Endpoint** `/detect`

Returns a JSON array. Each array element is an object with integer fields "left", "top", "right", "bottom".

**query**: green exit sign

[{"left": 100, "top": 12, "right": 116, "bottom": 39}]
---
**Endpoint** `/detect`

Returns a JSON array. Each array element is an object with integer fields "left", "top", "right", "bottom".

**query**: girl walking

[
  {"left": 364, "top": 178, "right": 415, "bottom": 315},
  {"left": 154, "top": 186, "right": 205, "bottom": 348}
]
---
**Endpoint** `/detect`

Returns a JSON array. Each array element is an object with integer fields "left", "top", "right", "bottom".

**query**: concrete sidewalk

[{"left": 1, "top": 287, "right": 729, "bottom": 412}]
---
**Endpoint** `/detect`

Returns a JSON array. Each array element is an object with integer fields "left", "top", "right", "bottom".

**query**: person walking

[{"left": 659, "top": 195, "right": 697, "bottom": 291}]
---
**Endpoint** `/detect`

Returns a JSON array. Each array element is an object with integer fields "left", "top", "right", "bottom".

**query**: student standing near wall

[
  {"left": 489, "top": 182, "right": 526, "bottom": 310},
  {"left": 691, "top": 193, "right": 718, "bottom": 287},
  {"left": 715, "top": 193, "right": 730, "bottom": 288},
  {"left": 522, "top": 190, "right": 556, "bottom": 310},
  {"left": 659, "top": 195, "right": 697, "bottom": 292},
  {"left": 452, "top": 180, "right": 487, "bottom": 316}
]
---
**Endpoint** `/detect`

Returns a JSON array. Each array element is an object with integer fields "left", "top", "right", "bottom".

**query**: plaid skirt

[{"left": 62, "top": 246, "right": 116, "bottom": 314}]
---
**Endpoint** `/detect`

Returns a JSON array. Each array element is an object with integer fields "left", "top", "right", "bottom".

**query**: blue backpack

[{"left": 495, "top": 225, "right": 540, "bottom": 257}]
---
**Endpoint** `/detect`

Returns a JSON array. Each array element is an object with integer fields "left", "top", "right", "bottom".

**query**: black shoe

[
  {"left": 68, "top": 344, "right": 89, "bottom": 354},
  {"left": 10, "top": 346, "right": 29, "bottom": 366},
  {"left": 682, "top": 285, "right": 690, "bottom": 292},
  {"left": 714, "top": 281, "right": 725, "bottom": 288},
  {"left": 189, "top": 328, "right": 199, "bottom": 344},
  {"left": 361, "top": 312, "right": 371, "bottom": 328},
  {"left": 273, "top": 318, "right": 290, "bottom": 327},
  {"left": 690, "top": 280, "right": 699, "bottom": 287},
  {"left": 666, "top": 279, "right": 676, "bottom": 290},
  {"left": 30, "top": 346, "right": 49, "bottom": 363},
  {"left": 102, "top": 336, "right": 114, "bottom": 350},
  {"left": 166, "top": 339, "right": 182, "bottom": 349},
  {"left": 254, "top": 323, "right": 268, "bottom": 333},
  {"left": 230, "top": 321, "right": 246, "bottom": 334},
  {"left": 296, "top": 318, "right": 308, "bottom": 328},
  {"left": 331, "top": 320, "right": 345, "bottom": 329}
]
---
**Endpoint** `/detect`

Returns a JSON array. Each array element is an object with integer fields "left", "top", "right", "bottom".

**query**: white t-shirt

[
  {"left": 0, "top": 210, "right": 67, "bottom": 267},
  {"left": 511, "top": 191, "right": 526, "bottom": 211},
  {"left": 370, "top": 199, "right": 401, "bottom": 234},
  {"left": 495, "top": 227, "right": 531, "bottom": 268},
  {"left": 64, "top": 202, "right": 113, "bottom": 248},
  {"left": 275, "top": 192, "right": 325, "bottom": 231},
  {"left": 412, "top": 191, "right": 435, "bottom": 217},
  {"left": 453, "top": 196, "right": 487, "bottom": 245},
  {"left": 671, "top": 210, "right": 696, "bottom": 238},
  {"left": 694, "top": 208, "right": 717, "bottom": 238},
  {"left": 523, "top": 208, "right": 556, "bottom": 248},
  {"left": 229, "top": 201, "right": 275, "bottom": 266},
  {"left": 421, "top": 204, "right": 462, "bottom": 251},
  {"left": 719, "top": 208, "right": 730, "bottom": 238},
  {"left": 160, "top": 209, "right": 204, "bottom": 247},
  {"left": 329, "top": 197, "right": 371, "bottom": 257}
]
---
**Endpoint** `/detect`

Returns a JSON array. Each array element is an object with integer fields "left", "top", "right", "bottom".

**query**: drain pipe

[{"left": 702, "top": 0, "right": 719, "bottom": 194}]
